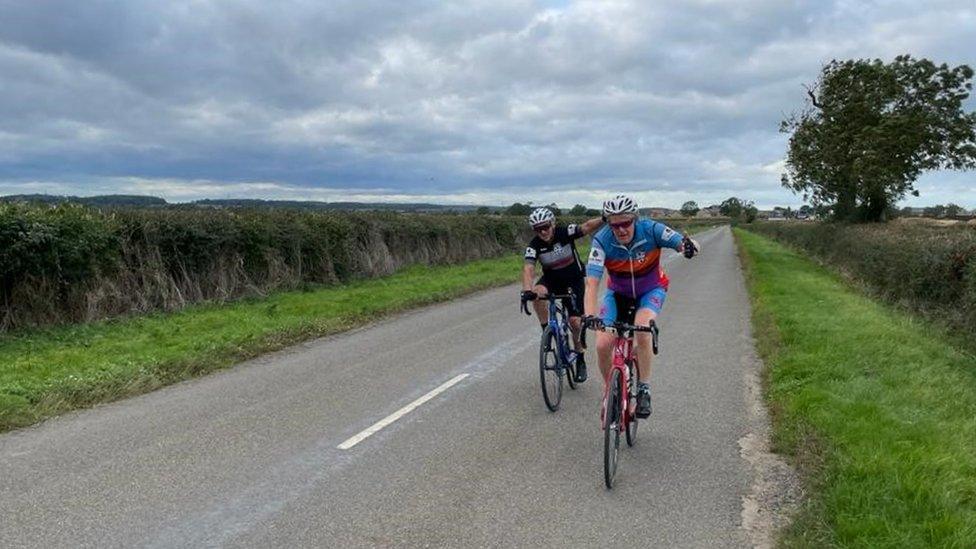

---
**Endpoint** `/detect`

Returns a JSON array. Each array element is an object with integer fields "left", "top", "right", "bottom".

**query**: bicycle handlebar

[
  {"left": 581, "top": 319, "right": 659, "bottom": 355},
  {"left": 520, "top": 292, "right": 577, "bottom": 316}
]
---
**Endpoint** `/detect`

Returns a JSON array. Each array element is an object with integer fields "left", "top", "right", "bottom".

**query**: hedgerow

[
  {"left": 745, "top": 221, "right": 976, "bottom": 337},
  {"left": 0, "top": 204, "right": 529, "bottom": 330}
]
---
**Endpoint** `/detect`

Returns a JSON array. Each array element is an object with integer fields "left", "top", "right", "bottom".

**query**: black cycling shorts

[{"left": 535, "top": 275, "right": 585, "bottom": 317}]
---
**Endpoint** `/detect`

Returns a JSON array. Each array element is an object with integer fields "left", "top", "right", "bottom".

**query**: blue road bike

[{"left": 522, "top": 291, "right": 579, "bottom": 411}]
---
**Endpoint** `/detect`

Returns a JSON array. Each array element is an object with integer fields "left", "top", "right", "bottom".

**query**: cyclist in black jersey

[{"left": 521, "top": 207, "right": 604, "bottom": 382}]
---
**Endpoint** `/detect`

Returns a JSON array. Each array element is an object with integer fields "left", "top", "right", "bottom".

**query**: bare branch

[{"left": 804, "top": 84, "right": 823, "bottom": 109}]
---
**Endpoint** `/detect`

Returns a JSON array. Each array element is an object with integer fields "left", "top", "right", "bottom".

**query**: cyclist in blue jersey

[{"left": 582, "top": 195, "right": 700, "bottom": 418}]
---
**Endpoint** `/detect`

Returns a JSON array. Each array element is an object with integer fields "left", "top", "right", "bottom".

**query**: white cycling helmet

[
  {"left": 528, "top": 207, "right": 555, "bottom": 227},
  {"left": 603, "top": 194, "right": 638, "bottom": 216}
]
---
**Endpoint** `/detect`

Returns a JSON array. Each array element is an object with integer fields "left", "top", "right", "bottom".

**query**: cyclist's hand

[
  {"left": 520, "top": 290, "right": 538, "bottom": 302},
  {"left": 583, "top": 315, "right": 604, "bottom": 330},
  {"left": 682, "top": 237, "right": 700, "bottom": 258}
]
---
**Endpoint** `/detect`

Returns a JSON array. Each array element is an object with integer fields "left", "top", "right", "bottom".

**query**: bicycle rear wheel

[
  {"left": 604, "top": 369, "right": 622, "bottom": 488},
  {"left": 539, "top": 326, "right": 562, "bottom": 412}
]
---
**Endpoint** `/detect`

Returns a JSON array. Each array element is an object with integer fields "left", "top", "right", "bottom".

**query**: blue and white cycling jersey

[{"left": 585, "top": 218, "right": 684, "bottom": 298}]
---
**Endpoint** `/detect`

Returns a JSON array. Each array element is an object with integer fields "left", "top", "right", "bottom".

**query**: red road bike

[{"left": 583, "top": 318, "right": 659, "bottom": 488}]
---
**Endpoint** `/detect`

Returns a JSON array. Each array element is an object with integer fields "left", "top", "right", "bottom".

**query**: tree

[
  {"left": 925, "top": 204, "right": 947, "bottom": 218},
  {"left": 680, "top": 201, "right": 700, "bottom": 217},
  {"left": 475, "top": 206, "right": 491, "bottom": 215},
  {"left": 946, "top": 203, "right": 963, "bottom": 217},
  {"left": 781, "top": 55, "right": 976, "bottom": 222},
  {"left": 719, "top": 197, "right": 744, "bottom": 218},
  {"left": 505, "top": 202, "right": 533, "bottom": 216},
  {"left": 569, "top": 204, "right": 588, "bottom": 216},
  {"left": 744, "top": 203, "right": 759, "bottom": 223}
]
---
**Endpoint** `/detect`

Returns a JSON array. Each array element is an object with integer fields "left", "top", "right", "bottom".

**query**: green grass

[
  {"left": 734, "top": 229, "right": 976, "bottom": 548},
  {"left": 0, "top": 255, "right": 522, "bottom": 432}
]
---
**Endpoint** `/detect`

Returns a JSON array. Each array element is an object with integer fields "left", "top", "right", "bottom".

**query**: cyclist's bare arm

[
  {"left": 522, "top": 263, "right": 536, "bottom": 291},
  {"left": 578, "top": 216, "right": 605, "bottom": 236},
  {"left": 584, "top": 275, "right": 601, "bottom": 317}
]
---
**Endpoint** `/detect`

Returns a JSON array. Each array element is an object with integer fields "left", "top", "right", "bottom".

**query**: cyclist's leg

[
  {"left": 561, "top": 277, "right": 587, "bottom": 381},
  {"left": 532, "top": 275, "right": 550, "bottom": 328},
  {"left": 566, "top": 278, "right": 585, "bottom": 351},
  {"left": 596, "top": 290, "right": 619, "bottom": 383},
  {"left": 633, "top": 287, "right": 667, "bottom": 383}
]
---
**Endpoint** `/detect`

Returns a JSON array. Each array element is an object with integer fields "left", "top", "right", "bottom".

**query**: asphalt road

[{"left": 0, "top": 226, "right": 761, "bottom": 548}]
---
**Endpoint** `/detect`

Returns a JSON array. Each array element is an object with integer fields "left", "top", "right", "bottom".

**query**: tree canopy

[
  {"left": 781, "top": 55, "right": 976, "bottom": 222},
  {"left": 680, "top": 201, "right": 700, "bottom": 217},
  {"left": 719, "top": 197, "right": 744, "bottom": 218}
]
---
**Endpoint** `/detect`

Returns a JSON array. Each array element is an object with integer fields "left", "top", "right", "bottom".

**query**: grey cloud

[{"left": 0, "top": 0, "right": 974, "bottom": 207}]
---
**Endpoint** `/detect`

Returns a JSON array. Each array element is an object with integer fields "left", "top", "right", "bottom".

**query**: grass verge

[
  {"left": 734, "top": 228, "right": 976, "bottom": 548},
  {"left": 0, "top": 255, "right": 521, "bottom": 432}
]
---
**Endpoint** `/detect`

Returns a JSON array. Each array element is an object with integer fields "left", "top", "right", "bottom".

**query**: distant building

[{"left": 641, "top": 207, "right": 677, "bottom": 218}]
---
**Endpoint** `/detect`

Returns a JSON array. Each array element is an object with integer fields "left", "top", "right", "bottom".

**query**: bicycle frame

[
  {"left": 546, "top": 296, "right": 575, "bottom": 366},
  {"left": 587, "top": 321, "right": 658, "bottom": 429},
  {"left": 603, "top": 332, "right": 636, "bottom": 429}
]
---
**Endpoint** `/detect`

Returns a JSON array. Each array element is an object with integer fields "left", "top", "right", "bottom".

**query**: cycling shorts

[
  {"left": 536, "top": 274, "right": 585, "bottom": 317},
  {"left": 599, "top": 287, "right": 667, "bottom": 325}
]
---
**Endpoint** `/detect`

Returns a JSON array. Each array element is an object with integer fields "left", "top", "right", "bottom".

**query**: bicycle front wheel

[
  {"left": 539, "top": 326, "right": 562, "bottom": 412},
  {"left": 625, "top": 414, "right": 638, "bottom": 447},
  {"left": 604, "top": 369, "right": 622, "bottom": 488},
  {"left": 626, "top": 367, "right": 638, "bottom": 446}
]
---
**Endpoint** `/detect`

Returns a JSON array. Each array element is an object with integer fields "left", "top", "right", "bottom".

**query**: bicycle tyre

[
  {"left": 625, "top": 413, "right": 638, "bottom": 447},
  {"left": 539, "top": 326, "right": 562, "bottom": 412},
  {"left": 626, "top": 366, "right": 638, "bottom": 446},
  {"left": 604, "top": 369, "right": 622, "bottom": 488},
  {"left": 564, "top": 340, "right": 577, "bottom": 391}
]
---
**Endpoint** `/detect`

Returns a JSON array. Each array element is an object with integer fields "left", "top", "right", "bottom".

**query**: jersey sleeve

[
  {"left": 585, "top": 238, "right": 606, "bottom": 278},
  {"left": 524, "top": 244, "right": 538, "bottom": 264},
  {"left": 566, "top": 223, "right": 585, "bottom": 240},
  {"left": 652, "top": 221, "right": 684, "bottom": 250}
]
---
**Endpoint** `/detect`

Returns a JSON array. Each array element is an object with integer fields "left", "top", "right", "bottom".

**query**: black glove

[
  {"left": 682, "top": 236, "right": 698, "bottom": 258},
  {"left": 520, "top": 290, "right": 538, "bottom": 302},
  {"left": 583, "top": 315, "right": 604, "bottom": 330}
]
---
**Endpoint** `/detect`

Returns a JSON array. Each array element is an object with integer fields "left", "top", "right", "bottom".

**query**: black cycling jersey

[{"left": 524, "top": 224, "right": 586, "bottom": 284}]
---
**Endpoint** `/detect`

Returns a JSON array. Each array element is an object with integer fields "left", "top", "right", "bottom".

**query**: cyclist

[
  {"left": 582, "top": 195, "right": 699, "bottom": 418},
  {"left": 521, "top": 207, "right": 604, "bottom": 383}
]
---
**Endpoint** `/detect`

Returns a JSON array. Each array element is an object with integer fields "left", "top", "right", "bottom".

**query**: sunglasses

[
  {"left": 609, "top": 219, "right": 634, "bottom": 230},
  {"left": 533, "top": 223, "right": 553, "bottom": 233}
]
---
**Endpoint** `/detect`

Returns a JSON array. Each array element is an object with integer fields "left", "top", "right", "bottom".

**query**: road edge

[{"left": 733, "top": 226, "right": 803, "bottom": 548}]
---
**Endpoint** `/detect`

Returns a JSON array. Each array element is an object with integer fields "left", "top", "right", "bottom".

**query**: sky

[{"left": 1, "top": 0, "right": 974, "bottom": 209}]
